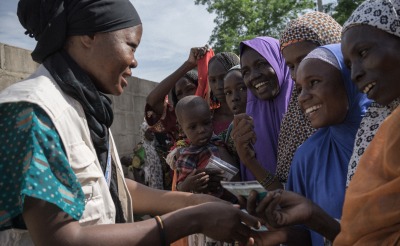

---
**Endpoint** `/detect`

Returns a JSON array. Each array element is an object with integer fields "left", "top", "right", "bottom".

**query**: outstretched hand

[
  {"left": 197, "top": 202, "right": 261, "bottom": 245},
  {"left": 249, "top": 189, "right": 314, "bottom": 229}
]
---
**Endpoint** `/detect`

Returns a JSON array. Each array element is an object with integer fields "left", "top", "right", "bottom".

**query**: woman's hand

[
  {"left": 249, "top": 189, "right": 314, "bottom": 228},
  {"left": 232, "top": 113, "right": 257, "bottom": 163},
  {"left": 196, "top": 202, "right": 261, "bottom": 244}
]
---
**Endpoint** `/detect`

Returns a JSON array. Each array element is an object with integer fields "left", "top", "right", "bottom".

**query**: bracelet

[
  {"left": 258, "top": 173, "right": 277, "bottom": 189},
  {"left": 155, "top": 215, "right": 168, "bottom": 246}
]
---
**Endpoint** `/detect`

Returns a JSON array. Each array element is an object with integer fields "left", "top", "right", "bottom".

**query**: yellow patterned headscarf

[{"left": 279, "top": 11, "right": 342, "bottom": 51}]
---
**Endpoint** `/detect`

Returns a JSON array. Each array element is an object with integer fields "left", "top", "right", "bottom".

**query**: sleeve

[{"left": 0, "top": 102, "right": 85, "bottom": 229}]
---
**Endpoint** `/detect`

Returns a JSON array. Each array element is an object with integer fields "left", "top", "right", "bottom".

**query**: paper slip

[{"left": 220, "top": 180, "right": 267, "bottom": 199}]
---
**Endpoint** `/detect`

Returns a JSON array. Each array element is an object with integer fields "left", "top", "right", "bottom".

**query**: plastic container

[{"left": 205, "top": 155, "right": 239, "bottom": 181}]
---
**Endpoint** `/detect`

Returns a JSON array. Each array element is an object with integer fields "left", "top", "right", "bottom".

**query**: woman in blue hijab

[{"left": 286, "top": 43, "right": 371, "bottom": 245}]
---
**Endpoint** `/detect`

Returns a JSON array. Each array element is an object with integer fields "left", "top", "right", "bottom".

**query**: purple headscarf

[{"left": 239, "top": 37, "right": 293, "bottom": 181}]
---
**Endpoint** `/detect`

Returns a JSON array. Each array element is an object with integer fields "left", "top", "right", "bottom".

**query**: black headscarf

[
  {"left": 17, "top": 0, "right": 142, "bottom": 223},
  {"left": 17, "top": 0, "right": 141, "bottom": 63}
]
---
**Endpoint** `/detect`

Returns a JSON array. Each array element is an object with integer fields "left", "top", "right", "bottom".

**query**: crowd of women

[{"left": 0, "top": 0, "right": 399, "bottom": 245}]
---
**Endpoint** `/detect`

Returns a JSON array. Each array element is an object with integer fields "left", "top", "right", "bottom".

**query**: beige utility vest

[{"left": 0, "top": 65, "right": 133, "bottom": 243}]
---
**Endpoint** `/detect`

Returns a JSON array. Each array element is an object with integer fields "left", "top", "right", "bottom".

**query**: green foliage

[
  {"left": 195, "top": 0, "right": 314, "bottom": 53},
  {"left": 332, "top": 0, "right": 364, "bottom": 25}
]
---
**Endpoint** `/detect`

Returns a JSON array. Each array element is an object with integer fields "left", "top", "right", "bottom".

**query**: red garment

[
  {"left": 195, "top": 49, "right": 214, "bottom": 100},
  {"left": 212, "top": 119, "right": 231, "bottom": 135}
]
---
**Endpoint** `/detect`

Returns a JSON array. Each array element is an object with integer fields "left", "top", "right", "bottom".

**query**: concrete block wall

[
  {"left": 110, "top": 76, "right": 158, "bottom": 156},
  {"left": 0, "top": 43, "right": 39, "bottom": 91},
  {"left": 0, "top": 42, "right": 157, "bottom": 157}
]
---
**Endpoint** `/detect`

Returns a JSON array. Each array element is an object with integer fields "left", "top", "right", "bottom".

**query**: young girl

[
  {"left": 145, "top": 46, "right": 208, "bottom": 141},
  {"left": 222, "top": 64, "right": 247, "bottom": 164},
  {"left": 207, "top": 52, "right": 240, "bottom": 135}
]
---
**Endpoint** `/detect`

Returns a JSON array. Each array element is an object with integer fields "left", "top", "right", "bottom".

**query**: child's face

[
  {"left": 179, "top": 105, "right": 213, "bottom": 147},
  {"left": 208, "top": 60, "right": 227, "bottom": 102},
  {"left": 224, "top": 70, "right": 247, "bottom": 115}
]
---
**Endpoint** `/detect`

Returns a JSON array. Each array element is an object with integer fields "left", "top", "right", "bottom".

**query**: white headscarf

[{"left": 343, "top": 0, "right": 400, "bottom": 38}]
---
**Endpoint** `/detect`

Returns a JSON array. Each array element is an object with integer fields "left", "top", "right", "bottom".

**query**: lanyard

[{"left": 105, "top": 141, "right": 112, "bottom": 188}]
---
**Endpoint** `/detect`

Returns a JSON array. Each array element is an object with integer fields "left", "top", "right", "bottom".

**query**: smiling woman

[
  {"left": 334, "top": 0, "right": 400, "bottom": 244},
  {"left": 233, "top": 37, "right": 293, "bottom": 185},
  {"left": 287, "top": 43, "right": 370, "bottom": 245},
  {"left": 243, "top": 1, "right": 400, "bottom": 245},
  {"left": 296, "top": 51, "right": 348, "bottom": 129}
]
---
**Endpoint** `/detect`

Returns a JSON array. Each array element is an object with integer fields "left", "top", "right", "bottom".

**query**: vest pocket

[
  {"left": 69, "top": 142, "right": 103, "bottom": 180},
  {"left": 68, "top": 142, "right": 108, "bottom": 225},
  {"left": 69, "top": 142, "right": 98, "bottom": 169}
]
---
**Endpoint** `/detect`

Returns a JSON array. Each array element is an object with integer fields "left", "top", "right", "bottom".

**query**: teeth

[
  {"left": 363, "top": 82, "right": 376, "bottom": 94},
  {"left": 254, "top": 81, "right": 268, "bottom": 89},
  {"left": 305, "top": 105, "right": 322, "bottom": 114}
]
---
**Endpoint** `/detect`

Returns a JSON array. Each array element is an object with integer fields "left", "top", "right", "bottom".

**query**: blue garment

[
  {"left": 286, "top": 44, "right": 371, "bottom": 245},
  {"left": 0, "top": 102, "right": 85, "bottom": 230}
]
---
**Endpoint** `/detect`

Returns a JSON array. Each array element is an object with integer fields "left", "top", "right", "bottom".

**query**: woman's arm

[
  {"left": 126, "top": 178, "right": 221, "bottom": 215},
  {"left": 232, "top": 114, "right": 283, "bottom": 190},
  {"left": 146, "top": 46, "right": 208, "bottom": 115},
  {"left": 23, "top": 193, "right": 261, "bottom": 245}
]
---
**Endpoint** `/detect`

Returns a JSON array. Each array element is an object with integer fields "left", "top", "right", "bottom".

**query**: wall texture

[{"left": 0, "top": 43, "right": 157, "bottom": 157}]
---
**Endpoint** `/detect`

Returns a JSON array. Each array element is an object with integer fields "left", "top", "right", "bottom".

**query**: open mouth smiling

[
  {"left": 362, "top": 82, "right": 376, "bottom": 95},
  {"left": 304, "top": 104, "right": 322, "bottom": 116},
  {"left": 254, "top": 81, "right": 269, "bottom": 90}
]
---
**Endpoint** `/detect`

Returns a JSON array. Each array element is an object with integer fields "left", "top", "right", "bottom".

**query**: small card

[{"left": 220, "top": 180, "right": 267, "bottom": 199}]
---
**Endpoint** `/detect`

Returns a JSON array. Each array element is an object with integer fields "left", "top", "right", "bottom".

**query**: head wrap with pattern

[
  {"left": 280, "top": 11, "right": 342, "bottom": 51},
  {"left": 343, "top": 0, "right": 400, "bottom": 38}
]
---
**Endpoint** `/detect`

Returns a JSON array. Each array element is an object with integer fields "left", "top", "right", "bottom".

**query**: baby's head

[{"left": 175, "top": 95, "right": 213, "bottom": 147}]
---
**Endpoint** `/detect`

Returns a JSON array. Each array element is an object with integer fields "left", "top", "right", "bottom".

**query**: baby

[{"left": 174, "top": 95, "right": 239, "bottom": 197}]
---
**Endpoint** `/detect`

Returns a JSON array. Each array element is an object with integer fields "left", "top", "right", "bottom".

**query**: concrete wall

[
  {"left": 109, "top": 77, "right": 157, "bottom": 156},
  {"left": 0, "top": 43, "right": 39, "bottom": 91},
  {"left": 0, "top": 43, "right": 157, "bottom": 157}
]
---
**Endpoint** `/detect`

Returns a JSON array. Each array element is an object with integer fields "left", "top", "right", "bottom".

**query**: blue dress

[{"left": 287, "top": 44, "right": 371, "bottom": 245}]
